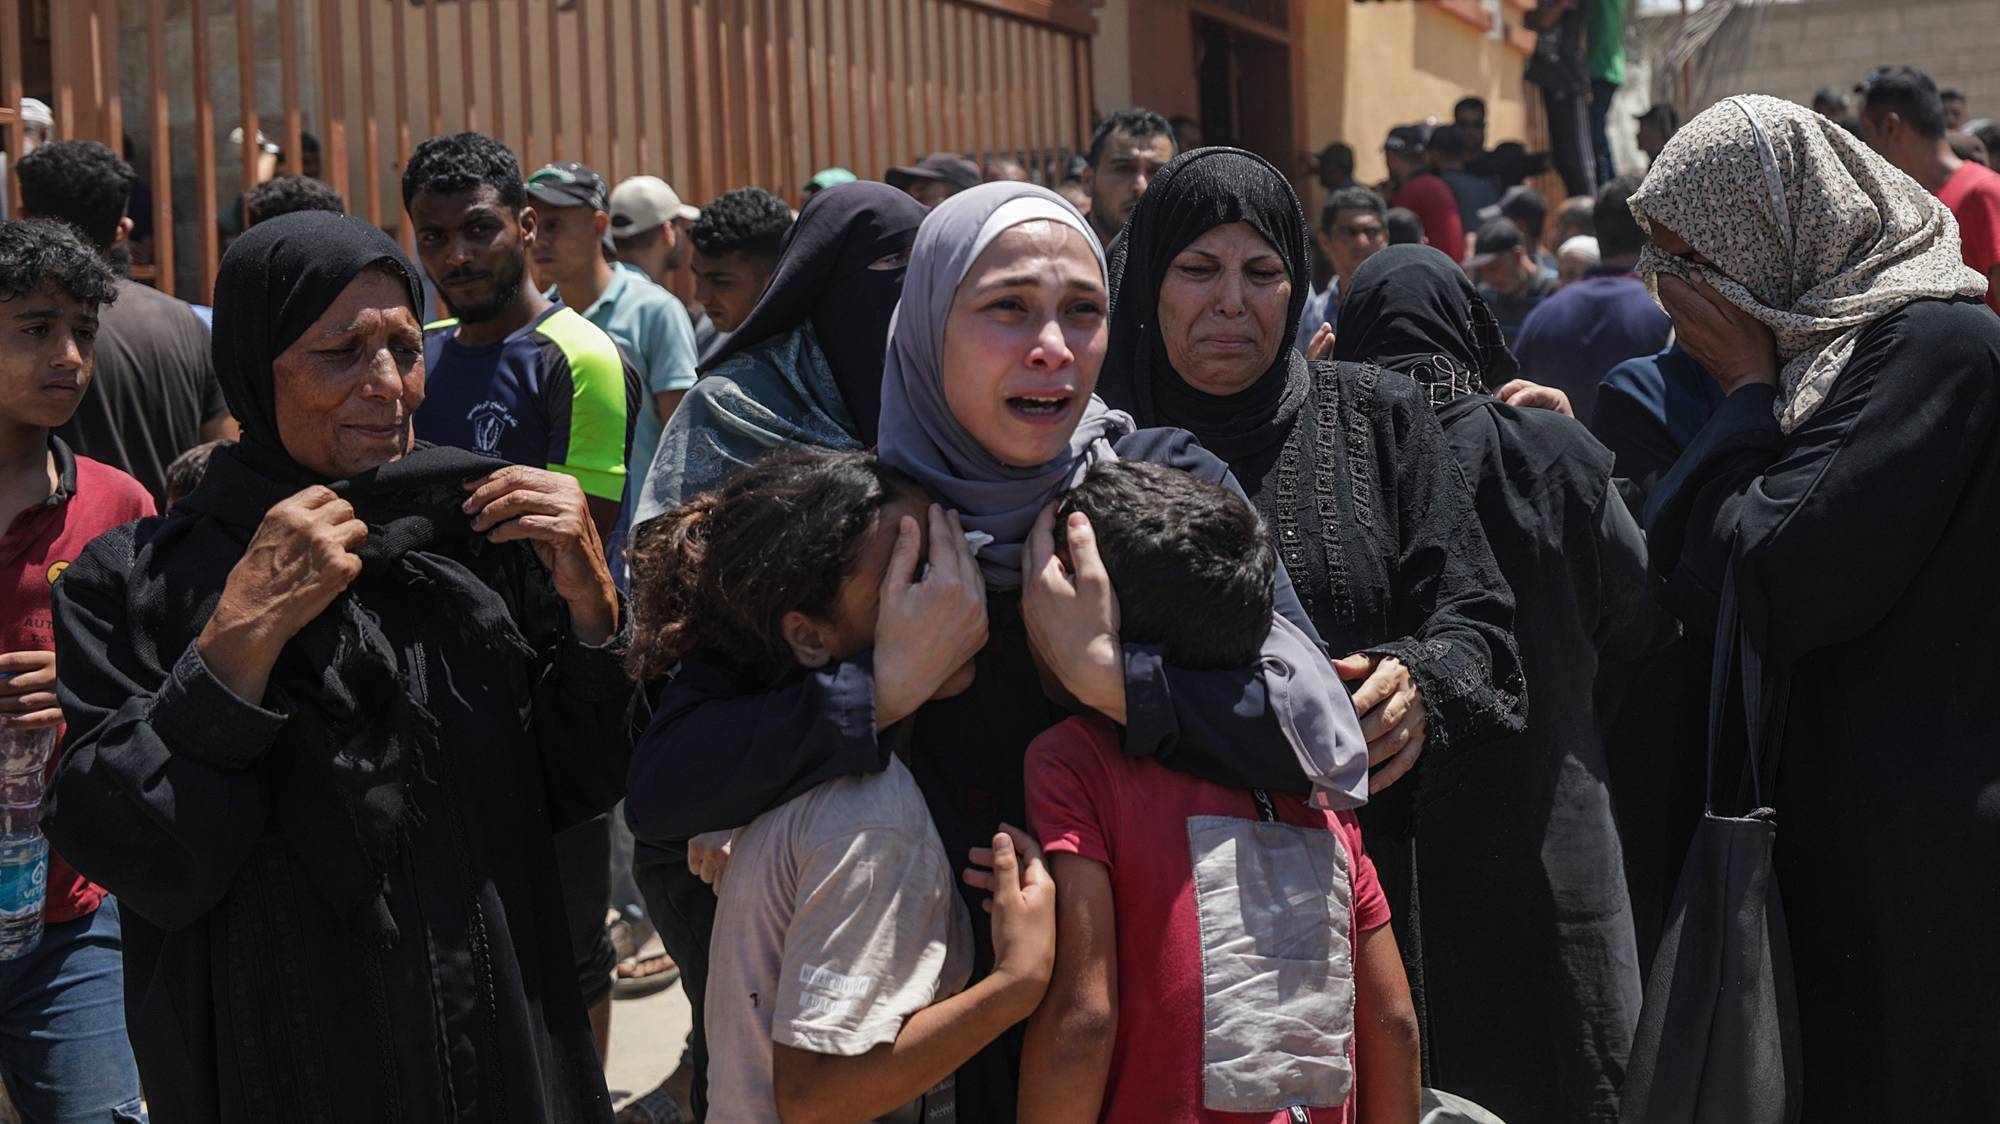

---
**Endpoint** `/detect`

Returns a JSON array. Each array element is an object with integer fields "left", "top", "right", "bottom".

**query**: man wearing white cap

[
  {"left": 608, "top": 176, "right": 717, "bottom": 353},
  {"left": 0, "top": 98, "right": 53, "bottom": 219}
]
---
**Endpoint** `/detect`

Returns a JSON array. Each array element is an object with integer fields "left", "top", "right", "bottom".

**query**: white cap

[
  {"left": 19, "top": 98, "right": 51, "bottom": 131},
  {"left": 608, "top": 176, "right": 699, "bottom": 237},
  {"left": 1557, "top": 235, "right": 1601, "bottom": 262}
]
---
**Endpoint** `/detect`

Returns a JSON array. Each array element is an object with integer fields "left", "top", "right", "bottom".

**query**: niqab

[
  {"left": 1099, "top": 147, "right": 1312, "bottom": 462},
  {"left": 1629, "top": 94, "right": 1986, "bottom": 431},
  {"left": 699, "top": 181, "right": 927, "bottom": 444},
  {"left": 1331, "top": 243, "right": 1519, "bottom": 405},
  {"left": 877, "top": 182, "right": 1132, "bottom": 589}
]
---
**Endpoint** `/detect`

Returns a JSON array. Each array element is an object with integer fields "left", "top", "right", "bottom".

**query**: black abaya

[{"left": 1645, "top": 297, "right": 2000, "bottom": 1120}]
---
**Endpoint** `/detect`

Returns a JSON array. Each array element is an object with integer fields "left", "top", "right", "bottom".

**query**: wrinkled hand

[
  {"left": 873, "top": 505, "right": 988, "bottom": 728},
  {"left": 687, "top": 829, "right": 734, "bottom": 886},
  {"left": 215, "top": 486, "right": 368, "bottom": 646},
  {"left": 962, "top": 825, "right": 1056, "bottom": 1004},
  {"left": 1494, "top": 378, "right": 1574, "bottom": 417},
  {"left": 1333, "top": 653, "right": 1428, "bottom": 793},
  {"left": 1657, "top": 273, "right": 1779, "bottom": 395},
  {"left": 1305, "top": 322, "right": 1336, "bottom": 362},
  {"left": 0, "top": 651, "right": 61, "bottom": 730},
  {"left": 464, "top": 467, "right": 617, "bottom": 644},
  {"left": 1022, "top": 505, "right": 1125, "bottom": 724}
]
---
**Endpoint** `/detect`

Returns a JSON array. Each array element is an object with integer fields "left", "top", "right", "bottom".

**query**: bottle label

[{"left": 0, "top": 841, "right": 48, "bottom": 915}]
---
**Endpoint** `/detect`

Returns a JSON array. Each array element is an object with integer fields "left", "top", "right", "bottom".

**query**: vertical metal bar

[
  {"left": 279, "top": 0, "right": 300, "bottom": 174},
  {"left": 578, "top": 0, "right": 595, "bottom": 169},
  {"left": 685, "top": 0, "right": 714, "bottom": 201},
  {"left": 842, "top": 0, "right": 864, "bottom": 176},
  {"left": 547, "top": 0, "right": 564, "bottom": 158},
  {"left": 521, "top": 0, "right": 538, "bottom": 167},
  {"left": 739, "top": 0, "right": 760, "bottom": 191},
  {"left": 146, "top": 0, "right": 174, "bottom": 295},
  {"left": 357, "top": 0, "right": 381, "bottom": 227},
  {"left": 824, "top": 0, "right": 844, "bottom": 174},
  {"left": 460, "top": 0, "right": 477, "bottom": 132},
  {"left": 236, "top": 0, "right": 258, "bottom": 201},
  {"left": 630, "top": 0, "right": 647, "bottom": 174},
  {"left": 427, "top": 0, "right": 444, "bottom": 138},
  {"left": 191, "top": 0, "right": 220, "bottom": 301},
  {"left": 393, "top": 0, "right": 413, "bottom": 250},
  {"left": 606, "top": 0, "right": 622, "bottom": 180},
  {"left": 49, "top": 0, "right": 73, "bottom": 139},
  {"left": 921, "top": 0, "right": 938, "bottom": 157},
  {"left": 668, "top": 0, "right": 684, "bottom": 182},
  {"left": 97, "top": 0, "right": 122, "bottom": 148},
  {"left": 715, "top": 0, "right": 739, "bottom": 187},
  {"left": 320, "top": 0, "right": 349, "bottom": 201},
  {"left": 803, "top": 0, "right": 824, "bottom": 178},
  {"left": 490, "top": 0, "right": 506, "bottom": 142},
  {"left": 1073, "top": 34, "right": 1091, "bottom": 153},
  {"left": 955, "top": 5, "right": 972, "bottom": 157},
  {"left": 897, "top": 0, "right": 916, "bottom": 159},
  {"left": 774, "top": 0, "right": 798, "bottom": 196},
  {"left": 0, "top": 0, "right": 19, "bottom": 181}
]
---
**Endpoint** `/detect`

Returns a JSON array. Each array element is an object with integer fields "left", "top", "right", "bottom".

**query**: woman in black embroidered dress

[{"left": 1097, "top": 147, "right": 1527, "bottom": 1075}]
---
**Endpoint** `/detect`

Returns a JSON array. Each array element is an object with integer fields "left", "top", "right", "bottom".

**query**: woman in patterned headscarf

[{"left": 1637, "top": 94, "right": 2000, "bottom": 1120}]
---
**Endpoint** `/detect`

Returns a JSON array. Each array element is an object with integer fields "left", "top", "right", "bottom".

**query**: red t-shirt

[
  {"left": 1392, "top": 173, "right": 1466, "bottom": 263},
  {"left": 1939, "top": 160, "right": 2000, "bottom": 314},
  {"left": 0, "top": 440, "right": 154, "bottom": 923},
  {"left": 1026, "top": 715, "right": 1391, "bottom": 1124}
]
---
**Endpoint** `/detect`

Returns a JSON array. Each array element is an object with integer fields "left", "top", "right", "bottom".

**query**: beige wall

[
  {"left": 1678, "top": 0, "right": 2000, "bottom": 121},
  {"left": 1300, "top": 1, "right": 1533, "bottom": 192}
]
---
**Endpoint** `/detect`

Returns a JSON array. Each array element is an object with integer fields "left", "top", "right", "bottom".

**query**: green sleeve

[{"left": 538, "top": 307, "right": 630, "bottom": 502}]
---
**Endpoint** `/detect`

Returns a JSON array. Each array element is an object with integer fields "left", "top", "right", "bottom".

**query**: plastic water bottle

[{"left": 0, "top": 724, "right": 56, "bottom": 960}]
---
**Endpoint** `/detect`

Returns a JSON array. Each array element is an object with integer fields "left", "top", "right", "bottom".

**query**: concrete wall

[{"left": 1685, "top": 0, "right": 2000, "bottom": 121}]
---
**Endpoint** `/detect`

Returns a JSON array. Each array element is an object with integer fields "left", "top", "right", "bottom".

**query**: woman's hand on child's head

[
  {"left": 1022, "top": 504, "right": 1126, "bottom": 724},
  {"left": 873, "top": 505, "right": 990, "bottom": 729},
  {"left": 963, "top": 824, "right": 1057, "bottom": 1012}
]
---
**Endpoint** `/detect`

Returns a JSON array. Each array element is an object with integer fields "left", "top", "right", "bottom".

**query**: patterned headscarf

[{"left": 1629, "top": 94, "right": 1986, "bottom": 431}]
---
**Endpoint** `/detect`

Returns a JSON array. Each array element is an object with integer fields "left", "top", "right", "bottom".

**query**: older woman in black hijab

[
  {"left": 633, "top": 181, "right": 927, "bottom": 522},
  {"left": 44, "top": 212, "right": 635, "bottom": 1122},
  {"left": 1099, "top": 150, "right": 1524, "bottom": 992},
  {"left": 1332, "top": 243, "right": 1667, "bottom": 1124}
]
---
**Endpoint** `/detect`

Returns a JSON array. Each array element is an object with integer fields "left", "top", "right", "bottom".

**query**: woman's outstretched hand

[
  {"left": 874, "top": 505, "right": 988, "bottom": 729},
  {"left": 1022, "top": 504, "right": 1126, "bottom": 725},
  {"left": 1333, "top": 652, "right": 1428, "bottom": 793}
]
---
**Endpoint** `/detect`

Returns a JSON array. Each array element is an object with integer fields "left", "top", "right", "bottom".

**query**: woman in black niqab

[
  {"left": 1334, "top": 244, "right": 1668, "bottom": 1124},
  {"left": 635, "top": 182, "right": 927, "bottom": 520},
  {"left": 45, "top": 211, "right": 635, "bottom": 1123}
]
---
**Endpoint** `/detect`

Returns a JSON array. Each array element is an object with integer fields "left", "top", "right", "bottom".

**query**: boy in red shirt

[
  {"left": 1021, "top": 461, "right": 1420, "bottom": 1123},
  {"left": 0, "top": 218, "right": 154, "bottom": 1117}
]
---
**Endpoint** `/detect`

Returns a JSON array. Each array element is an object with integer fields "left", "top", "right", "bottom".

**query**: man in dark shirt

[
  {"left": 15, "top": 141, "right": 235, "bottom": 503},
  {"left": 1512, "top": 175, "right": 1671, "bottom": 425},
  {"left": 1430, "top": 124, "right": 1498, "bottom": 256},
  {"left": 1469, "top": 219, "right": 1558, "bottom": 345},
  {"left": 402, "top": 132, "right": 639, "bottom": 1067}
]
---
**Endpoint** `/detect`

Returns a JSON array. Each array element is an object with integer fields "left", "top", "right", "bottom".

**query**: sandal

[
  {"left": 615, "top": 1080, "right": 691, "bottom": 1124},
  {"left": 613, "top": 933, "right": 680, "bottom": 999}
]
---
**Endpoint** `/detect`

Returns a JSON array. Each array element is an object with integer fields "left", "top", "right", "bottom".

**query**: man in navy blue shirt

[
  {"left": 403, "top": 133, "right": 637, "bottom": 542},
  {"left": 1512, "top": 174, "right": 1670, "bottom": 426},
  {"left": 401, "top": 132, "right": 638, "bottom": 1066}
]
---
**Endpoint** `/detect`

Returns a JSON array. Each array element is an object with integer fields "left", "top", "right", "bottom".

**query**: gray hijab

[{"left": 878, "top": 182, "right": 1134, "bottom": 589}]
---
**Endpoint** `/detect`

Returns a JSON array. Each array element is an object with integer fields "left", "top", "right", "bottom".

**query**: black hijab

[
  {"left": 1100, "top": 147, "right": 1313, "bottom": 463},
  {"left": 1329, "top": 243, "right": 1519, "bottom": 406},
  {"left": 699, "top": 181, "right": 927, "bottom": 445},
  {"left": 159, "top": 213, "right": 541, "bottom": 945}
]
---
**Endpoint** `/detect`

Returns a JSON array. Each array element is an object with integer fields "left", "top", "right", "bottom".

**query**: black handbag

[{"left": 1620, "top": 560, "right": 1803, "bottom": 1124}]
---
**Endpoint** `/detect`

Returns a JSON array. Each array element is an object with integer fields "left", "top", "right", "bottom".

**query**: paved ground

[{"left": 605, "top": 976, "right": 696, "bottom": 1112}]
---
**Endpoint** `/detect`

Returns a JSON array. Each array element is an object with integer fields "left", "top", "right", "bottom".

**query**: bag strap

[{"left": 1705, "top": 548, "right": 1779, "bottom": 815}]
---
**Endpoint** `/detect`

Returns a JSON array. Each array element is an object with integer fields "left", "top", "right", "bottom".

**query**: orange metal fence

[{"left": 33, "top": 0, "right": 1096, "bottom": 303}]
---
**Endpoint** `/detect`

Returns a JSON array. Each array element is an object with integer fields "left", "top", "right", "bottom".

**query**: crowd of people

[{"left": 0, "top": 47, "right": 1991, "bottom": 1124}]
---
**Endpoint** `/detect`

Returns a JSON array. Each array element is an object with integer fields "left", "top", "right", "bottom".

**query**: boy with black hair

[
  {"left": 1080, "top": 108, "right": 1177, "bottom": 244},
  {"left": 689, "top": 187, "right": 794, "bottom": 335},
  {"left": 1020, "top": 460, "right": 1418, "bottom": 1124},
  {"left": 15, "top": 139, "right": 234, "bottom": 503},
  {"left": 0, "top": 217, "right": 153, "bottom": 1121}
]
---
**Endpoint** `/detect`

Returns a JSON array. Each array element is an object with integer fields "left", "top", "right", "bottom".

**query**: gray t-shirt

[{"left": 705, "top": 756, "right": 973, "bottom": 1123}]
